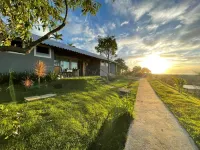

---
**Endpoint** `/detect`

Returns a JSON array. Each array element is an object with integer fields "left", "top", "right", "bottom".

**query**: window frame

[{"left": 34, "top": 46, "right": 51, "bottom": 58}]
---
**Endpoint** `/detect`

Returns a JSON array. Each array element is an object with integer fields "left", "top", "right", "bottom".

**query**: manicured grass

[
  {"left": 0, "top": 77, "right": 138, "bottom": 149},
  {"left": 150, "top": 80, "right": 200, "bottom": 148}
]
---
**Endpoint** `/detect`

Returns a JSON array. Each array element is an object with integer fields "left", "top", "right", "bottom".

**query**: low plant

[
  {"left": 49, "top": 71, "right": 58, "bottom": 81},
  {"left": 34, "top": 60, "right": 46, "bottom": 87},
  {"left": 22, "top": 77, "right": 34, "bottom": 90},
  {"left": 7, "top": 70, "right": 16, "bottom": 101}
]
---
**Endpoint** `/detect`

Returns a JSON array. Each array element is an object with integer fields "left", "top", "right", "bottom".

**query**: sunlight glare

[{"left": 140, "top": 54, "right": 171, "bottom": 74}]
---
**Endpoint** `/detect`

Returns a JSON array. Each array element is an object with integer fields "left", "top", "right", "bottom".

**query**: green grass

[
  {"left": 0, "top": 77, "right": 138, "bottom": 149},
  {"left": 150, "top": 79, "right": 200, "bottom": 148}
]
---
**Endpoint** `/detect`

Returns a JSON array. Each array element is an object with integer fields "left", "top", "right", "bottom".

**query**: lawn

[
  {"left": 150, "top": 79, "right": 200, "bottom": 148},
  {"left": 0, "top": 77, "right": 138, "bottom": 149}
]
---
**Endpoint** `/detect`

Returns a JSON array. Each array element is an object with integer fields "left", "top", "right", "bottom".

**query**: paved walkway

[{"left": 125, "top": 79, "right": 198, "bottom": 150}]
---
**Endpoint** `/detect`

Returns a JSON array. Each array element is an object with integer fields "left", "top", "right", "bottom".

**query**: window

[
  {"left": 60, "top": 61, "right": 70, "bottom": 71},
  {"left": 11, "top": 40, "right": 22, "bottom": 48},
  {"left": 71, "top": 62, "right": 78, "bottom": 69},
  {"left": 54, "top": 60, "right": 60, "bottom": 66},
  {"left": 34, "top": 46, "right": 51, "bottom": 58},
  {"left": 101, "top": 61, "right": 105, "bottom": 66}
]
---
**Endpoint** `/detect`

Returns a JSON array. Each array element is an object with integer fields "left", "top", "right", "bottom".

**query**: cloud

[
  {"left": 175, "top": 24, "right": 182, "bottom": 29},
  {"left": 121, "top": 21, "right": 129, "bottom": 26},
  {"left": 105, "top": 0, "right": 132, "bottom": 16},
  {"left": 146, "top": 24, "right": 159, "bottom": 31},
  {"left": 131, "top": 1, "right": 157, "bottom": 21},
  {"left": 108, "top": 22, "right": 116, "bottom": 30},
  {"left": 148, "top": 1, "right": 190, "bottom": 24}
]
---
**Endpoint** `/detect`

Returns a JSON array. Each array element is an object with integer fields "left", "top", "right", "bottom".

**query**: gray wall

[
  {"left": 100, "top": 61, "right": 108, "bottom": 76},
  {"left": 0, "top": 50, "right": 54, "bottom": 73},
  {"left": 110, "top": 63, "right": 116, "bottom": 75}
]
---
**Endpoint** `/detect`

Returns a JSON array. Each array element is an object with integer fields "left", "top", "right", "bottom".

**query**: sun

[{"left": 140, "top": 54, "right": 171, "bottom": 74}]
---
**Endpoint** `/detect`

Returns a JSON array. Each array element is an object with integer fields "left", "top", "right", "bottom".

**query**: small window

[
  {"left": 101, "top": 62, "right": 105, "bottom": 66},
  {"left": 11, "top": 40, "right": 22, "bottom": 48},
  {"left": 34, "top": 46, "right": 51, "bottom": 58}
]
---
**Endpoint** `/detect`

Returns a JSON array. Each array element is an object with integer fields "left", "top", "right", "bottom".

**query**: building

[{"left": 0, "top": 34, "right": 117, "bottom": 77}]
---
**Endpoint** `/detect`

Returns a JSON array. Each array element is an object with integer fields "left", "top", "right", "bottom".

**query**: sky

[{"left": 33, "top": 0, "right": 200, "bottom": 74}]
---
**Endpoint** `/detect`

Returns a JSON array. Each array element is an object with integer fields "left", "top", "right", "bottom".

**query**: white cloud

[
  {"left": 175, "top": 24, "right": 182, "bottom": 29},
  {"left": 121, "top": 21, "right": 129, "bottom": 26},
  {"left": 148, "top": 2, "right": 189, "bottom": 24},
  {"left": 131, "top": 1, "right": 156, "bottom": 21},
  {"left": 108, "top": 22, "right": 116, "bottom": 30},
  {"left": 179, "top": 3, "right": 200, "bottom": 25},
  {"left": 146, "top": 24, "right": 159, "bottom": 31},
  {"left": 105, "top": 0, "right": 132, "bottom": 16}
]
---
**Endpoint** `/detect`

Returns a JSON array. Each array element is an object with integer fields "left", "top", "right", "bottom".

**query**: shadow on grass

[
  {"left": 0, "top": 78, "right": 94, "bottom": 104},
  {"left": 88, "top": 112, "right": 132, "bottom": 150}
]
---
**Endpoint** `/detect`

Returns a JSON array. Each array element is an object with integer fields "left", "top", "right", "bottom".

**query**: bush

[{"left": 0, "top": 71, "right": 56, "bottom": 85}]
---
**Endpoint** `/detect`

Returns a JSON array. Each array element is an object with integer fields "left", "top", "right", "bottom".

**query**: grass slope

[
  {"left": 0, "top": 77, "right": 138, "bottom": 149},
  {"left": 150, "top": 80, "right": 200, "bottom": 148}
]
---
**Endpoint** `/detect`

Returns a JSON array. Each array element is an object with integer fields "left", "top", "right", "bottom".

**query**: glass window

[
  {"left": 60, "top": 61, "right": 70, "bottom": 71},
  {"left": 71, "top": 62, "right": 78, "bottom": 69},
  {"left": 35, "top": 46, "right": 51, "bottom": 58},
  {"left": 54, "top": 60, "right": 60, "bottom": 66},
  {"left": 37, "top": 46, "right": 49, "bottom": 54}
]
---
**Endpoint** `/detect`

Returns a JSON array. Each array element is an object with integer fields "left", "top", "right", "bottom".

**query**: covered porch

[{"left": 53, "top": 47, "right": 101, "bottom": 77}]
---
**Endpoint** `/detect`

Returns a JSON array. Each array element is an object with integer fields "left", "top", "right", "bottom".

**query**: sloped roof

[{"left": 32, "top": 34, "right": 109, "bottom": 61}]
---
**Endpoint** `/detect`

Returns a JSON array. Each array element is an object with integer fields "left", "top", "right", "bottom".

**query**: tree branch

[{"left": 0, "top": 0, "right": 68, "bottom": 54}]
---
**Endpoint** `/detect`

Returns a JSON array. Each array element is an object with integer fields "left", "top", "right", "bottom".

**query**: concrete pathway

[{"left": 125, "top": 79, "right": 198, "bottom": 150}]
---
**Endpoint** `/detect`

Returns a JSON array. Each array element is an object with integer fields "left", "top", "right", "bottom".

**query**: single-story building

[{"left": 0, "top": 34, "right": 117, "bottom": 77}]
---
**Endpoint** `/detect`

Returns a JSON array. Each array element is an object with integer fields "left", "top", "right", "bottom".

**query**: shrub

[
  {"left": 34, "top": 60, "right": 47, "bottom": 87},
  {"left": 0, "top": 71, "right": 56, "bottom": 85}
]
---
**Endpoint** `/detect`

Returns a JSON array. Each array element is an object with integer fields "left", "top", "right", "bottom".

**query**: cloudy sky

[{"left": 33, "top": 0, "right": 200, "bottom": 74}]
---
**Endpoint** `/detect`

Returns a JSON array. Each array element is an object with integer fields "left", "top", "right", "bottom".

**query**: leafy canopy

[
  {"left": 95, "top": 36, "right": 118, "bottom": 60},
  {"left": 0, "top": 0, "right": 101, "bottom": 53},
  {"left": 115, "top": 58, "right": 128, "bottom": 73}
]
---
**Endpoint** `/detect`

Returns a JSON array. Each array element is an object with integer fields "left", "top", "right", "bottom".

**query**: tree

[
  {"left": 115, "top": 58, "right": 128, "bottom": 74},
  {"left": 172, "top": 77, "right": 187, "bottom": 93},
  {"left": 132, "top": 66, "right": 142, "bottom": 74},
  {"left": 0, "top": 0, "right": 101, "bottom": 54},
  {"left": 141, "top": 67, "right": 151, "bottom": 74},
  {"left": 68, "top": 43, "right": 76, "bottom": 48},
  {"left": 95, "top": 36, "right": 118, "bottom": 75},
  {"left": 35, "top": 60, "right": 46, "bottom": 88}
]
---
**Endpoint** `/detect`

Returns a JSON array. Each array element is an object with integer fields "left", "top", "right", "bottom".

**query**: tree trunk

[{"left": 38, "top": 77, "right": 40, "bottom": 88}]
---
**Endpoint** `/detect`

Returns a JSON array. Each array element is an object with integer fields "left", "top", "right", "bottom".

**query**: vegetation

[
  {"left": 0, "top": 71, "right": 57, "bottom": 85},
  {"left": 115, "top": 58, "right": 128, "bottom": 75},
  {"left": 150, "top": 80, "right": 200, "bottom": 148},
  {"left": 172, "top": 77, "right": 187, "bottom": 93},
  {"left": 0, "top": 0, "right": 101, "bottom": 53},
  {"left": 95, "top": 36, "right": 118, "bottom": 75},
  {"left": 0, "top": 77, "right": 138, "bottom": 149},
  {"left": 34, "top": 60, "right": 47, "bottom": 87},
  {"left": 125, "top": 66, "right": 151, "bottom": 77}
]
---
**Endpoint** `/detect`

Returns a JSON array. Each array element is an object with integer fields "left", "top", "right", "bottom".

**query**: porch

[{"left": 53, "top": 47, "right": 101, "bottom": 77}]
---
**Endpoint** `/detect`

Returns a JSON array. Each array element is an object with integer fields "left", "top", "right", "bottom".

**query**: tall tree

[
  {"left": 132, "top": 66, "right": 142, "bottom": 74},
  {"left": 0, "top": 0, "right": 101, "bottom": 54},
  {"left": 95, "top": 36, "right": 118, "bottom": 74},
  {"left": 172, "top": 77, "right": 187, "bottom": 93},
  {"left": 115, "top": 58, "right": 128, "bottom": 74},
  {"left": 141, "top": 67, "right": 151, "bottom": 74}
]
